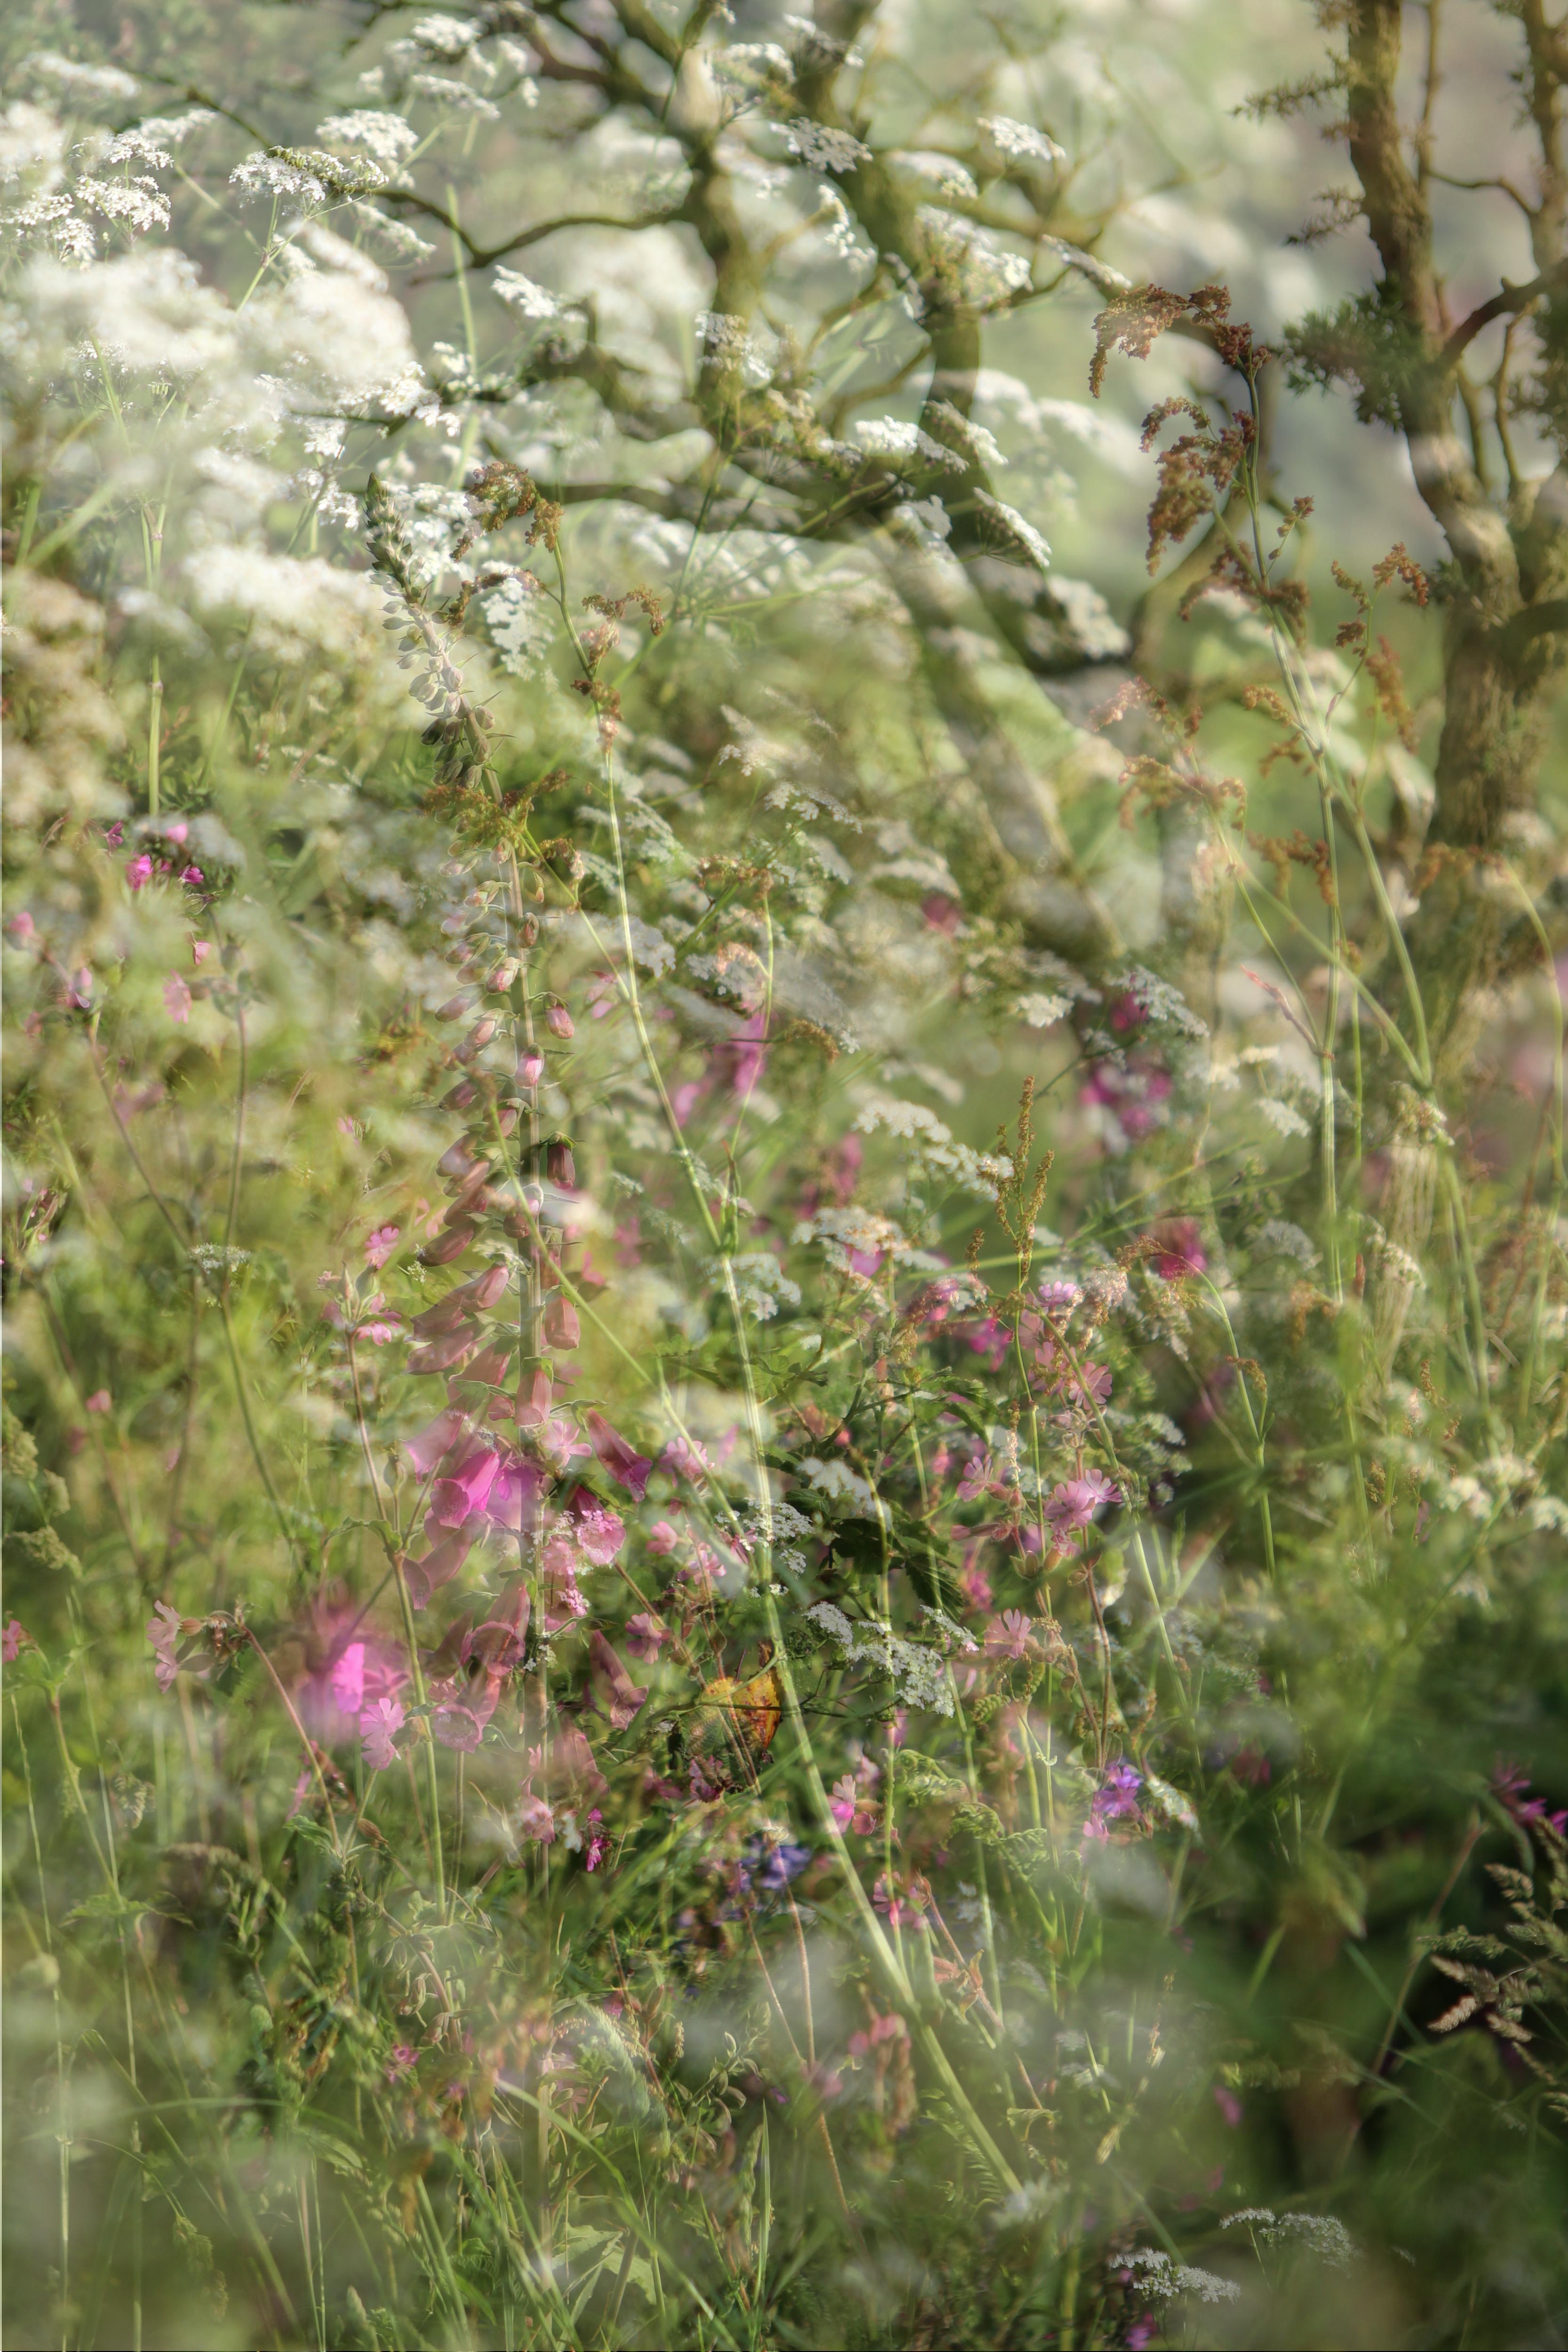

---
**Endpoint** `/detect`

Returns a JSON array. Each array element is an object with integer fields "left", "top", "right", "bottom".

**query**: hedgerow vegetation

[{"left": 3, "top": 0, "right": 1568, "bottom": 2344}]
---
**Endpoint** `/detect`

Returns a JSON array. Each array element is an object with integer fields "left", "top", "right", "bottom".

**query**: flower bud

[{"left": 545, "top": 1004, "right": 574, "bottom": 1040}]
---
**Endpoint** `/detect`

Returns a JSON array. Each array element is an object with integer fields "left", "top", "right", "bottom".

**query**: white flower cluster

[
  {"left": 713, "top": 44, "right": 795, "bottom": 95},
  {"left": 974, "top": 490, "right": 1051, "bottom": 571},
  {"left": 798, "top": 1458, "right": 878, "bottom": 1510},
  {"left": 478, "top": 573, "right": 554, "bottom": 675},
  {"left": 782, "top": 119, "right": 868, "bottom": 174},
  {"left": 721, "top": 1253, "right": 804, "bottom": 1320},
  {"left": 815, "top": 181, "right": 875, "bottom": 265},
  {"left": 849, "top": 1098, "right": 1012, "bottom": 1198},
  {"left": 1256, "top": 1219, "right": 1319, "bottom": 1266},
  {"left": 808, "top": 1602, "right": 955, "bottom": 1714},
  {"left": 1125, "top": 2249, "right": 1241, "bottom": 2304},
  {"left": 695, "top": 310, "right": 774, "bottom": 385},
  {"left": 852, "top": 416, "right": 967, "bottom": 474},
  {"left": 493, "top": 269, "right": 567, "bottom": 320},
  {"left": 891, "top": 150, "right": 978, "bottom": 201},
  {"left": 1221, "top": 2210, "right": 1355, "bottom": 2271},
  {"left": 1258, "top": 1095, "right": 1311, "bottom": 1139},
  {"left": 915, "top": 207, "right": 1031, "bottom": 303},
  {"left": 1015, "top": 993, "right": 1069, "bottom": 1028},
  {"left": 317, "top": 111, "right": 420, "bottom": 168},
  {"left": 979, "top": 115, "right": 1066, "bottom": 167}
]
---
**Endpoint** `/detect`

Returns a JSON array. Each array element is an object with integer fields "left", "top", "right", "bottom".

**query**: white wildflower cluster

[
  {"left": 76, "top": 175, "right": 171, "bottom": 234},
  {"left": 317, "top": 111, "right": 420, "bottom": 168},
  {"left": 974, "top": 490, "right": 1051, "bottom": 570},
  {"left": 1528, "top": 1494, "right": 1568, "bottom": 1534},
  {"left": 715, "top": 1253, "right": 803, "bottom": 1321},
  {"left": 808, "top": 1602, "right": 955, "bottom": 1716},
  {"left": 1256, "top": 1219, "right": 1319, "bottom": 1266},
  {"left": 1015, "top": 993, "right": 1069, "bottom": 1028},
  {"left": 695, "top": 310, "right": 774, "bottom": 386},
  {"left": 184, "top": 548, "right": 387, "bottom": 666},
  {"left": 924, "top": 398, "right": 1004, "bottom": 470},
  {"left": 1125, "top": 2250, "right": 1241, "bottom": 2305},
  {"left": 850, "top": 1098, "right": 1011, "bottom": 1198},
  {"left": 409, "top": 76, "right": 500, "bottom": 119},
  {"left": 915, "top": 208, "right": 1031, "bottom": 304},
  {"left": 1257, "top": 1094, "right": 1312, "bottom": 1140},
  {"left": 1221, "top": 2211, "right": 1355, "bottom": 2270},
  {"left": 480, "top": 573, "right": 555, "bottom": 675},
  {"left": 230, "top": 153, "right": 329, "bottom": 205},
  {"left": 979, "top": 115, "right": 1066, "bottom": 167},
  {"left": 493, "top": 269, "right": 567, "bottom": 320},
  {"left": 713, "top": 44, "right": 795, "bottom": 97},
  {"left": 852, "top": 416, "right": 967, "bottom": 474},
  {"left": 891, "top": 150, "right": 978, "bottom": 201},
  {"left": 791, "top": 1206, "right": 906, "bottom": 1280},
  {"left": 782, "top": 119, "right": 868, "bottom": 173},
  {"left": 799, "top": 1459, "right": 878, "bottom": 1510},
  {"left": 815, "top": 181, "right": 875, "bottom": 265},
  {"left": 25, "top": 52, "right": 140, "bottom": 105}
]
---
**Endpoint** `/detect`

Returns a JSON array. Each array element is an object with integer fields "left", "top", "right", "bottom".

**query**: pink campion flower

[
  {"left": 960, "top": 1559, "right": 993, "bottom": 1612},
  {"left": 584, "top": 1809, "right": 611, "bottom": 1870},
  {"left": 163, "top": 821, "right": 188, "bottom": 845},
  {"left": 962, "top": 1316, "right": 1010, "bottom": 1372},
  {"left": 1213, "top": 2086, "right": 1244, "bottom": 2128},
  {"left": 1043, "top": 1471, "right": 1121, "bottom": 1546},
  {"left": 191, "top": 940, "right": 212, "bottom": 966},
  {"left": 670, "top": 1079, "right": 705, "bottom": 1129},
  {"left": 871, "top": 1874, "right": 926, "bottom": 1931},
  {"left": 957, "top": 1451, "right": 997, "bottom": 1503},
  {"left": 126, "top": 852, "right": 153, "bottom": 890},
  {"left": 85, "top": 1389, "right": 111, "bottom": 1414},
  {"left": 541, "top": 1534, "right": 589, "bottom": 1624},
  {"left": 178, "top": 864, "right": 204, "bottom": 887},
  {"left": 365, "top": 1223, "right": 400, "bottom": 1269},
  {"left": 646, "top": 1519, "right": 682, "bottom": 1557},
  {"left": 103, "top": 823, "right": 125, "bottom": 848},
  {"left": 584, "top": 1410, "right": 652, "bottom": 1499},
  {"left": 8, "top": 912, "right": 36, "bottom": 942},
  {"left": 1037, "top": 1279, "right": 1082, "bottom": 1314},
  {"left": 516, "top": 1791, "right": 556, "bottom": 1843},
  {"left": 63, "top": 967, "right": 93, "bottom": 1010},
  {"left": 565, "top": 1490, "right": 625, "bottom": 1565},
  {"left": 161, "top": 971, "right": 193, "bottom": 1025},
  {"left": 546, "top": 1721, "right": 607, "bottom": 1804},
  {"left": 588, "top": 1629, "right": 648, "bottom": 1730},
  {"left": 848, "top": 2010, "right": 909, "bottom": 2060},
  {"left": 545, "top": 1002, "right": 574, "bottom": 1039},
  {"left": 433, "top": 1699, "right": 486, "bottom": 1752},
  {"left": 532, "top": 1411, "right": 589, "bottom": 1475},
  {"left": 1148, "top": 1218, "right": 1207, "bottom": 1280},
  {"left": 360, "top": 1696, "right": 406, "bottom": 1771},
  {"left": 385, "top": 2042, "right": 417, "bottom": 2081},
  {"left": 146, "top": 1599, "right": 187, "bottom": 1692},
  {"left": 659, "top": 1437, "right": 710, "bottom": 1484},
  {"left": 985, "top": 1610, "right": 1034, "bottom": 1662},
  {"left": 829, "top": 1775, "right": 878, "bottom": 1834},
  {"left": 428, "top": 1444, "right": 501, "bottom": 1528},
  {"left": 2, "top": 1619, "right": 32, "bottom": 1663},
  {"left": 624, "top": 1613, "right": 669, "bottom": 1662}
]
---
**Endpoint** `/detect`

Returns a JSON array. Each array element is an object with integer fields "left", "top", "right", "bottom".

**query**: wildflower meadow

[{"left": 3, "top": 0, "right": 1568, "bottom": 2343}]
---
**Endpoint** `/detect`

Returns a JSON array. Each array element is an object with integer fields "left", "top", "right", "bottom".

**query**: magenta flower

[
  {"left": 646, "top": 1518, "right": 681, "bottom": 1556},
  {"left": 178, "top": 864, "right": 204, "bottom": 887},
  {"left": 163, "top": 973, "right": 192, "bottom": 1024},
  {"left": 659, "top": 1437, "right": 710, "bottom": 1483},
  {"left": 402, "top": 1524, "right": 474, "bottom": 1609},
  {"left": 428, "top": 1443, "right": 501, "bottom": 1528},
  {"left": 385, "top": 2042, "right": 416, "bottom": 2081},
  {"left": 146, "top": 1598, "right": 190, "bottom": 1692},
  {"left": 1044, "top": 1471, "right": 1120, "bottom": 1546},
  {"left": 365, "top": 1223, "right": 400, "bottom": 1268},
  {"left": 360, "top": 1696, "right": 406, "bottom": 1771},
  {"left": 1084, "top": 1758, "right": 1143, "bottom": 1841},
  {"left": 517, "top": 1046, "right": 545, "bottom": 1086},
  {"left": 65, "top": 967, "right": 93, "bottom": 1009},
  {"left": 588, "top": 1629, "right": 648, "bottom": 1729},
  {"left": 585, "top": 1410, "right": 652, "bottom": 1499},
  {"left": 545, "top": 1002, "right": 574, "bottom": 1039},
  {"left": 565, "top": 1489, "right": 625, "bottom": 1565},
  {"left": 2, "top": 1619, "right": 32, "bottom": 1664},
  {"left": 331, "top": 1641, "right": 366, "bottom": 1717},
  {"left": 829, "top": 1774, "right": 878, "bottom": 1834},
  {"left": 624, "top": 1613, "right": 669, "bottom": 1662},
  {"left": 871, "top": 1874, "right": 926, "bottom": 1931},
  {"left": 1149, "top": 1218, "right": 1207, "bottom": 1280},
  {"left": 1213, "top": 2086, "right": 1244, "bottom": 2128},
  {"left": 405, "top": 1408, "right": 466, "bottom": 1478},
  {"left": 984, "top": 1609, "right": 1034, "bottom": 1662},
  {"left": 1037, "top": 1279, "right": 1082, "bottom": 1314},
  {"left": 85, "top": 1389, "right": 111, "bottom": 1414},
  {"left": 126, "top": 852, "right": 153, "bottom": 890},
  {"left": 584, "top": 1809, "right": 611, "bottom": 1870},
  {"left": 517, "top": 1792, "right": 556, "bottom": 1843},
  {"left": 191, "top": 941, "right": 213, "bottom": 966},
  {"left": 486, "top": 1451, "right": 545, "bottom": 1533}
]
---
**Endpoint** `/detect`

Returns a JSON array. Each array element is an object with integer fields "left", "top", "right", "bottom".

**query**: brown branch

[{"left": 1440, "top": 263, "right": 1568, "bottom": 373}]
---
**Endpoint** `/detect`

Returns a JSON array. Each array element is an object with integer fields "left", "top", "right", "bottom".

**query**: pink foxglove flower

[
  {"left": 427, "top": 1444, "right": 501, "bottom": 1527},
  {"left": 545, "top": 1002, "right": 574, "bottom": 1039},
  {"left": 585, "top": 1410, "right": 652, "bottom": 1498},
  {"left": 588, "top": 1629, "right": 648, "bottom": 1729}
]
